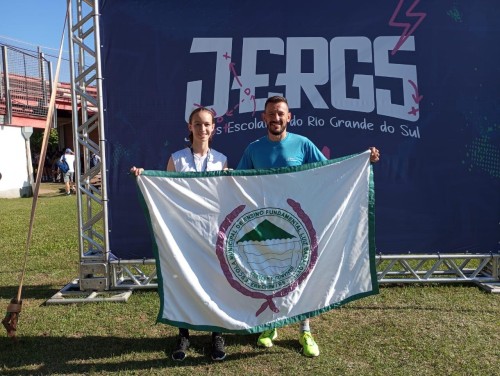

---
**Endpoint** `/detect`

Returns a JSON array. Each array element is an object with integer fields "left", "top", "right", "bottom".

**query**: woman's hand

[{"left": 130, "top": 166, "right": 144, "bottom": 176}]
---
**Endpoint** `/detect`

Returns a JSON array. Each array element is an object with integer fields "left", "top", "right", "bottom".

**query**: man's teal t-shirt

[{"left": 237, "top": 132, "right": 327, "bottom": 169}]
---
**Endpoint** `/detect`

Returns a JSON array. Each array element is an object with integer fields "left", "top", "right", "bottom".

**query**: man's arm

[{"left": 305, "top": 139, "right": 327, "bottom": 163}]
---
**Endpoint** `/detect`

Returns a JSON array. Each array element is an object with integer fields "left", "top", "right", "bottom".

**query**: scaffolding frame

[{"left": 50, "top": 0, "right": 499, "bottom": 304}]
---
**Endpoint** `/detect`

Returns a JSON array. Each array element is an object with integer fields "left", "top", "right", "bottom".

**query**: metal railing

[{"left": 0, "top": 44, "right": 53, "bottom": 124}]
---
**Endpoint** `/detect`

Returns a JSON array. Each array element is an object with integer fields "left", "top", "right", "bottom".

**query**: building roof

[{"left": 0, "top": 73, "right": 96, "bottom": 129}]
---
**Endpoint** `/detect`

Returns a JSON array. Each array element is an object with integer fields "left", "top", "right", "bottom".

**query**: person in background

[
  {"left": 237, "top": 95, "right": 380, "bottom": 357},
  {"left": 131, "top": 107, "right": 228, "bottom": 362},
  {"left": 90, "top": 152, "right": 101, "bottom": 168},
  {"left": 42, "top": 152, "right": 52, "bottom": 182},
  {"left": 32, "top": 151, "right": 40, "bottom": 181},
  {"left": 51, "top": 150, "right": 63, "bottom": 182},
  {"left": 61, "top": 148, "right": 76, "bottom": 195}
]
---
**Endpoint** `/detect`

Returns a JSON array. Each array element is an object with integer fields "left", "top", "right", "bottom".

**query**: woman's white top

[{"left": 171, "top": 147, "right": 227, "bottom": 172}]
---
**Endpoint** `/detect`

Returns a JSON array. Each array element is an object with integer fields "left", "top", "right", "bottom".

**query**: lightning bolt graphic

[{"left": 389, "top": 0, "right": 427, "bottom": 55}]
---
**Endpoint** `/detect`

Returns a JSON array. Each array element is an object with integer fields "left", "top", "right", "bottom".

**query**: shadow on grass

[
  {"left": 0, "top": 285, "right": 60, "bottom": 301},
  {"left": 346, "top": 304, "right": 498, "bottom": 314},
  {"left": 38, "top": 192, "right": 71, "bottom": 199},
  {"left": 0, "top": 333, "right": 285, "bottom": 374}
]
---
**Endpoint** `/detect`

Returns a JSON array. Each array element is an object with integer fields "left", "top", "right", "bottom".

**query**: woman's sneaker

[
  {"left": 171, "top": 335, "right": 190, "bottom": 361},
  {"left": 211, "top": 335, "right": 226, "bottom": 361}
]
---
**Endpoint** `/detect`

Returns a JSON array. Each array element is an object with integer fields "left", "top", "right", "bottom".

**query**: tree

[{"left": 30, "top": 129, "right": 59, "bottom": 153}]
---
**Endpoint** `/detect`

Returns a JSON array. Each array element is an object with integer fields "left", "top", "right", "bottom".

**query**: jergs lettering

[{"left": 185, "top": 36, "right": 419, "bottom": 123}]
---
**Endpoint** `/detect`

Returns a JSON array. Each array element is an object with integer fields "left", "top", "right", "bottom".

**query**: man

[
  {"left": 237, "top": 95, "right": 380, "bottom": 357},
  {"left": 60, "top": 148, "right": 76, "bottom": 195}
]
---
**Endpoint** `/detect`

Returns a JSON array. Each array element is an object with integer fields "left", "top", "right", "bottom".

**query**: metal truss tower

[
  {"left": 55, "top": 0, "right": 121, "bottom": 302},
  {"left": 53, "top": 0, "right": 498, "bottom": 304}
]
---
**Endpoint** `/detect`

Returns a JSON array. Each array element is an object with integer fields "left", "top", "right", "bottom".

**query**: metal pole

[
  {"left": 38, "top": 48, "right": 48, "bottom": 105},
  {"left": 68, "top": 0, "right": 84, "bottom": 259},
  {"left": 92, "top": 0, "right": 111, "bottom": 264},
  {"left": 47, "top": 61, "right": 57, "bottom": 129},
  {"left": 21, "top": 127, "right": 34, "bottom": 192},
  {"left": 1, "top": 46, "right": 12, "bottom": 124}
]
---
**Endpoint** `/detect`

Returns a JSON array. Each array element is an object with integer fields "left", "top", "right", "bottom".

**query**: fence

[{"left": 0, "top": 44, "right": 53, "bottom": 125}]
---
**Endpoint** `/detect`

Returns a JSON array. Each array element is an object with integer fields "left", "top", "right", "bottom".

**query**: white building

[{"left": 0, "top": 125, "right": 33, "bottom": 198}]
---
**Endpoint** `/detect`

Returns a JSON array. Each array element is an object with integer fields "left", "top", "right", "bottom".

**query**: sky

[{"left": 0, "top": 1, "right": 73, "bottom": 81}]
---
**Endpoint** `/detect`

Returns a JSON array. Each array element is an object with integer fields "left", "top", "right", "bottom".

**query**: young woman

[
  {"left": 131, "top": 107, "right": 227, "bottom": 361},
  {"left": 166, "top": 107, "right": 227, "bottom": 173}
]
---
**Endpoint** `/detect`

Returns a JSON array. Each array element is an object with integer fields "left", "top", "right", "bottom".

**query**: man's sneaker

[
  {"left": 299, "top": 331, "right": 320, "bottom": 357},
  {"left": 257, "top": 328, "right": 278, "bottom": 348},
  {"left": 171, "top": 335, "right": 190, "bottom": 361},
  {"left": 211, "top": 335, "right": 226, "bottom": 361}
]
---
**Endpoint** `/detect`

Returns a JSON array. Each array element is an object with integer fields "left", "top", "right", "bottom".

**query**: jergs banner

[{"left": 99, "top": 0, "right": 500, "bottom": 258}]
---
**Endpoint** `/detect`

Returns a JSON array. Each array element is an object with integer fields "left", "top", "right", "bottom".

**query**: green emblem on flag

[{"left": 225, "top": 208, "right": 312, "bottom": 292}]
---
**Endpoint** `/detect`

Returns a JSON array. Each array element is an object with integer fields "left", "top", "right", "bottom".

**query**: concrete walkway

[{"left": 37, "top": 182, "right": 67, "bottom": 197}]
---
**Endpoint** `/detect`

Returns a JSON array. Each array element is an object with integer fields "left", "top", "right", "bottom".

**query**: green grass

[{"left": 0, "top": 186, "right": 499, "bottom": 375}]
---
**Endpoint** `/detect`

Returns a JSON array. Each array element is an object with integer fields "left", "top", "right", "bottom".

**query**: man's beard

[{"left": 267, "top": 122, "right": 287, "bottom": 136}]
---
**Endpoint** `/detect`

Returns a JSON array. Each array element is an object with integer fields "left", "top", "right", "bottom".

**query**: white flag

[{"left": 136, "top": 150, "right": 378, "bottom": 333}]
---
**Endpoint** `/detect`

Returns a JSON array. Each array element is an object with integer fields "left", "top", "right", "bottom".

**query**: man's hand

[{"left": 369, "top": 147, "right": 380, "bottom": 163}]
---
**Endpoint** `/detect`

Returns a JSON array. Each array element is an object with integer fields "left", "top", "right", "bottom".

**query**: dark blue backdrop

[{"left": 99, "top": 0, "right": 500, "bottom": 259}]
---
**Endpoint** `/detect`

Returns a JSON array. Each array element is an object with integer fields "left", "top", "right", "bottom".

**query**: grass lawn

[{"left": 0, "top": 185, "right": 499, "bottom": 375}]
